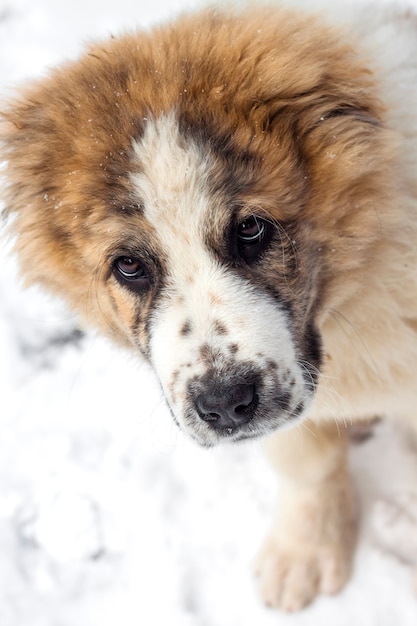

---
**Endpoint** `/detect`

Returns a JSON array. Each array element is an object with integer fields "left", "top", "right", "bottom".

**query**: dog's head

[{"left": 1, "top": 7, "right": 393, "bottom": 445}]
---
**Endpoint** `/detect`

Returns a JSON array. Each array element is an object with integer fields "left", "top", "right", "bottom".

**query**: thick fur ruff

[{"left": 1, "top": 0, "right": 417, "bottom": 611}]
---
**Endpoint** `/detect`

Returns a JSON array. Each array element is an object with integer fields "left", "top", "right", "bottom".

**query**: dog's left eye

[
  {"left": 238, "top": 216, "right": 265, "bottom": 243},
  {"left": 236, "top": 216, "right": 268, "bottom": 262}
]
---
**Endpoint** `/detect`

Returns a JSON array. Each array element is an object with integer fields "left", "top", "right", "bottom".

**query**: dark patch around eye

[
  {"left": 112, "top": 256, "right": 151, "bottom": 295},
  {"left": 236, "top": 216, "right": 272, "bottom": 264}
]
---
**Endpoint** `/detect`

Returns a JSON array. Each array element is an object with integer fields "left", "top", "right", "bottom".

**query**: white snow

[{"left": 1, "top": 1, "right": 417, "bottom": 624}]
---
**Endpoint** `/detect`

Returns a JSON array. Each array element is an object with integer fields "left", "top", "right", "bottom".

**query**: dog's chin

[{"left": 178, "top": 405, "right": 309, "bottom": 448}]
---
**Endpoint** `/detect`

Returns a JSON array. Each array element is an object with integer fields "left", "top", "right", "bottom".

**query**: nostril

[
  {"left": 232, "top": 383, "right": 255, "bottom": 415},
  {"left": 203, "top": 411, "right": 222, "bottom": 422},
  {"left": 195, "top": 395, "right": 215, "bottom": 418}
]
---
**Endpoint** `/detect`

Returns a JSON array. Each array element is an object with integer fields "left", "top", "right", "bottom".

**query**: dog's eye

[
  {"left": 113, "top": 256, "right": 150, "bottom": 291},
  {"left": 237, "top": 216, "right": 265, "bottom": 243},
  {"left": 236, "top": 216, "right": 268, "bottom": 263}
]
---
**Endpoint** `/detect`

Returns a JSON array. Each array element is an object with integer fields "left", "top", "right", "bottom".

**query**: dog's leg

[{"left": 256, "top": 419, "right": 356, "bottom": 611}]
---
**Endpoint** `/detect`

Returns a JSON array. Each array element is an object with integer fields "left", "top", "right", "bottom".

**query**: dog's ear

[
  {"left": 1, "top": 84, "right": 112, "bottom": 332},
  {"left": 312, "top": 105, "right": 382, "bottom": 129},
  {"left": 260, "top": 96, "right": 384, "bottom": 139}
]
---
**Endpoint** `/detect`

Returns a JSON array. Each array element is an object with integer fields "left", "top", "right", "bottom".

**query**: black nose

[{"left": 194, "top": 382, "right": 257, "bottom": 430}]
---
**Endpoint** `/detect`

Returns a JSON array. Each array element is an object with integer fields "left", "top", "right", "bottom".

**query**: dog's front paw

[
  {"left": 256, "top": 473, "right": 357, "bottom": 611},
  {"left": 256, "top": 534, "right": 352, "bottom": 611}
]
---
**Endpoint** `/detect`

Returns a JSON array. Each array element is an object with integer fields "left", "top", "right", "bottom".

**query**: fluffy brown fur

[
  {"left": 2, "top": 1, "right": 417, "bottom": 612},
  {"left": 0, "top": 6, "right": 395, "bottom": 337}
]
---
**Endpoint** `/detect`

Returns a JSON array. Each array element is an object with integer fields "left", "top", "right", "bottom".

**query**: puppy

[{"left": 2, "top": 0, "right": 417, "bottom": 611}]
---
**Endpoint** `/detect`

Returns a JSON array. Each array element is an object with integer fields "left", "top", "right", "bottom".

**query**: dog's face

[
  {"left": 1, "top": 7, "right": 390, "bottom": 446},
  {"left": 125, "top": 111, "right": 321, "bottom": 445}
]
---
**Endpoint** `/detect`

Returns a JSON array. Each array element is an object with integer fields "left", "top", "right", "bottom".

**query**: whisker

[
  {"left": 298, "top": 358, "right": 354, "bottom": 428},
  {"left": 86, "top": 264, "right": 120, "bottom": 339},
  {"left": 249, "top": 208, "right": 298, "bottom": 286},
  {"left": 327, "top": 308, "right": 382, "bottom": 384}
]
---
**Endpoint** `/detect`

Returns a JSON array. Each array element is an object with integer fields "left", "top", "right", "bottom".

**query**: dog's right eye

[{"left": 113, "top": 256, "right": 150, "bottom": 291}]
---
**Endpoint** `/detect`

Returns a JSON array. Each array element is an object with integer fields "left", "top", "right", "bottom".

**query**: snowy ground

[{"left": 1, "top": 0, "right": 417, "bottom": 624}]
